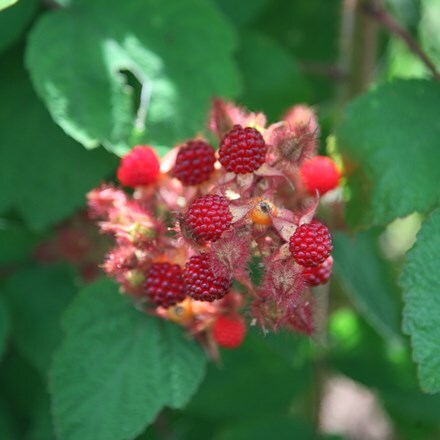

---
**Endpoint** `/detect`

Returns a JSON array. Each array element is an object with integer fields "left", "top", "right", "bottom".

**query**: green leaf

[
  {"left": 420, "top": 0, "right": 440, "bottom": 68},
  {"left": 27, "top": 393, "right": 56, "bottom": 440},
  {"left": 336, "top": 80, "right": 440, "bottom": 228},
  {"left": 0, "top": 49, "right": 117, "bottom": 229},
  {"left": 0, "top": 349, "right": 45, "bottom": 434},
  {"left": 214, "top": 415, "right": 315, "bottom": 440},
  {"left": 0, "top": 222, "right": 43, "bottom": 265},
  {"left": 0, "top": 296, "right": 10, "bottom": 361},
  {"left": 332, "top": 231, "right": 402, "bottom": 343},
  {"left": 238, "top": 32, "right": 312, "bottom": 120},
  {"left": 158, "top": 321, "right": 207, "bottom": 409},
  {"left": 0, "top": 0, "right": 38, "bottom": 53},
  {"left": 401, "top": 207, "right": 440, "bottom": 393},
  {"left": 0, "top": 398, "right": 20, "bottom": 440},
  {"left": 0, "top": 0, "right": 18, "bottom": 11},
  {"left": 26, "top": 0, "right": 241, "bottom": 155},
  {"left": 214, "top": 0, "right": 268, "bottom": 27},
  {"left": 3, "top": 264, "right": 76, "bottom": 373},
  {"left": 51, "top": 278, "right": 206, "bottom": 440},
  {"left": 188, "top": 328, "right": 310, "bottom": 421},
  {"left": 253, "top": 0, "right": 341, "bottom": 103}
]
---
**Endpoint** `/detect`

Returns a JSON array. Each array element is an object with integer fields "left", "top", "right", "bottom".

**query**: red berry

[
  {"left": 212, "top": 315, "right": 246, "bottom": 349},
  {"left": 303, "top": 256, "right": 333, "bottom": 286},
  {"left": 144, "top": 262, "right": 186, "bottom": 308},
  {"left": 299, "top": 156, "right": 340, "bottom": 195},
  {"left": 185, "top": 194, "right": 232, "bottom": 242},
  {"left": 219, "top": 125, "right": 267, "bottom": 174},
  {"left": 289, "top": 220, "right": 332, "bottom": 267},
  {"left": 183, "top": 254, "right": 232, "bottom": 302},
  {"left": 173, "top": 140, "right": 216, "bottom": 186},
  {"left": 117, "top": 146, "right": 160, "bottom": 188}
]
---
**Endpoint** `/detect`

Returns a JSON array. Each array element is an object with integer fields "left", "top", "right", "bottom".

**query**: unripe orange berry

[
  {"left": 250, "top": 199, "right": 278, "bottom": 225},
  {"left": 166, "top": 298, "right": 193, "bottom": 325}
]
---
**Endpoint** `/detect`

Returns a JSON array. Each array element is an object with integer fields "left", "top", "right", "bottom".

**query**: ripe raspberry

[
  {"left": 219, "top": 124, "right": 267, "bottom": 174},
  {"left": 212, "top": 315, "right": 246, "bottom": 349},
  {"left": 183, "top": 254, "right": 232, "bottom": 302},
  {"left": 289, "top": 220, "right": 332, "bottom": 267},
  {"left": 144, "top": 262, "right": 186, "bottom": 308},
  {"left": 303, "top": 256, "right": 333, "bottom": 286},
  {"left": 173, "top": 140, "right": 216, "bottom": 186},
  {"left": 299, "top": 156, "right": 340, "bottom": 195},
  {"left": 185, "top": 194, "right": 232, "bottom": 242},
  {"left": 117, "top": 146, "right": 160, "bottom": 188}
]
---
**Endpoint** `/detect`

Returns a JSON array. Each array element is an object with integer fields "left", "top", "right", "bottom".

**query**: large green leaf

[
  {"left": 26, "top": 0, "right": 241, "bottom": 155},
  {"left": 336, "top": 80, "right": 440, "bottom": 229},
  {"left": 51, "top": 278, "right": 206, "bottom": 440},
  {"left": 0, "top": 49, "right": 117, "bottom": 229},
  {"left": 3, "top": 264, "right": 76, "bottom": 373},
  {"left": 332, "top": 231, "right": 402, "bottom": 343},
  {"left": 0, "top": 0, "right": 37, "bottom": 53},
  {"left": 401, "top": 208, "right": 440, "bottom": 393}
]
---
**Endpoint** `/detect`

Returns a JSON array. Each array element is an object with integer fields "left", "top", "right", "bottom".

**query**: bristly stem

[{"left": 362, "top": 0, "right": 440, "bottom": 81}]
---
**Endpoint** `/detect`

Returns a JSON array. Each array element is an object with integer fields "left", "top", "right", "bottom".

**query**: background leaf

[
  {"left": 214, "top": 0, "right": 268, "bottom": 27},
  {"left": 0, "top": 48, "right": 117, "bottom": 229},
  {"left": 401, "top": 207, "right": 440, "bottom": 393},
  {"left": 187, "top": 329, "right": 311, "bottom": 421},
  {"left": 0, "top": 0, "right": 18, "bottom": 12},
  {"left": 0, "top": 222, "right": 42, "bottom": 265},
  {"left": 213, "top": 415, "right": 315, "bottom": 440},
  {"left": 0, "top": 0, "right": 37, "bottom": 53},
  {"left": 3, "top": 264, "right": 76, "bottom": 373},
  {"left": 329, "top": 309, "right": 440, "bottom": 436},
  {"left": 0, "top": 296, "right": 10, "bottom": 361},
  {"left": 336, "top": 79, "right": 440, "bottom": 229},
  {"left": 51, "top": 279, "right": 206, "bottom": 440},
  {"left": 332, "top": 230, "right": 403, "bottom": 343},
  {"left": 26, "top": 0, "right": 241, "bottom": 154},
  {"left": 0, "top": 349, "right": 46, "bottom": 440},
  {"left": 237, "top": 32, "right": 312, "bottom": 120}
]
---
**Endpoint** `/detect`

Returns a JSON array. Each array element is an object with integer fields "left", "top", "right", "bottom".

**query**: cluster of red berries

[{"left": 87, "top": 99, "right": 341, "bottom": 353}]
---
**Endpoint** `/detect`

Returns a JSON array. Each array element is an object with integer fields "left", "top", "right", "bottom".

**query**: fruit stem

[{"left": 361, "top": 0, "right": 440, "bottom": 81}]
